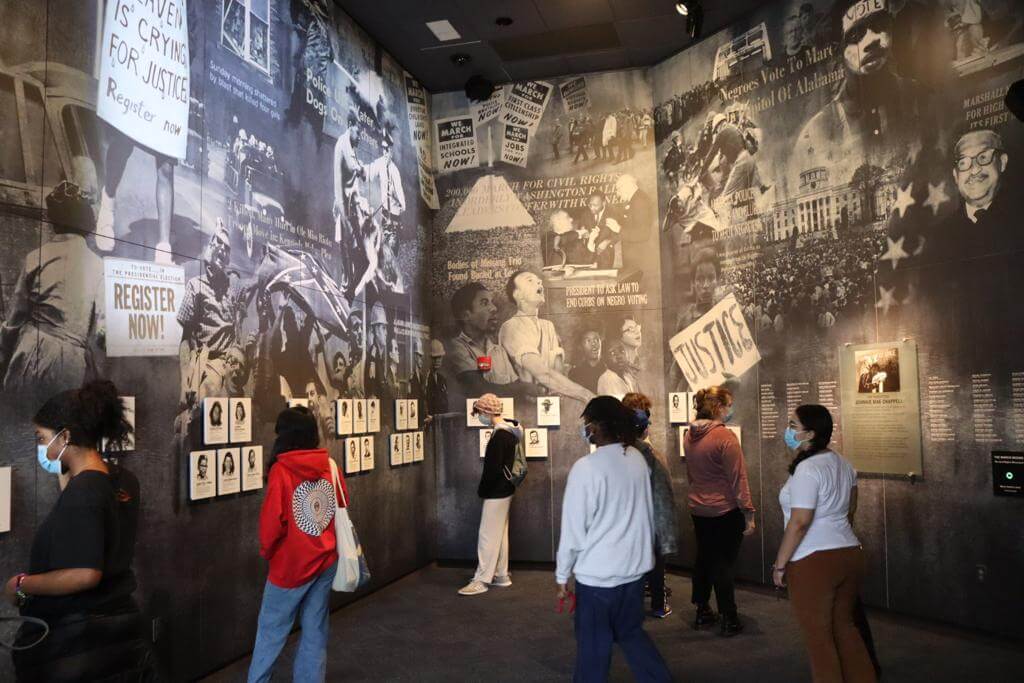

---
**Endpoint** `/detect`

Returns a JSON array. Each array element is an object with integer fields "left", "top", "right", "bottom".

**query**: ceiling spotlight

[
  {"left": 450, "top": 53, "right": 471, "bottom": 67},
  {"left": 675, "top": 2, "right": 689, "bottom": 16},
  {"left": 495, "top": 16, "right": 514, "bottom": 27}
]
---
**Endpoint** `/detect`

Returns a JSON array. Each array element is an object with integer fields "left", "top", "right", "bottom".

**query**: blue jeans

[
  {"left": 247, "top": 565, "right": 334, "bottom": 683},
  {"left": 573, "top": 578, "right": 673, "bottom": 683}
]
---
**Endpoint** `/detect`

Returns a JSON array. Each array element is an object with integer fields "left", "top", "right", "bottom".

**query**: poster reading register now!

[{"left": 97, "top": 0, "right": 191, "bottom": 159}]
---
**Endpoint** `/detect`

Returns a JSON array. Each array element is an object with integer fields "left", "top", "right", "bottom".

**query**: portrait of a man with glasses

[
  {"left": 938, "top": 128, "right": 1013, "bottom": 261},
  {"left": 952, "top": 129, "right": 1008, "bottom": 225}
]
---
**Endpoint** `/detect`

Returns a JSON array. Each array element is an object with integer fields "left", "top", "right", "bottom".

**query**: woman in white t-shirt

[{"left": 772, "top": 405, "right": 876, "bottom": 683}]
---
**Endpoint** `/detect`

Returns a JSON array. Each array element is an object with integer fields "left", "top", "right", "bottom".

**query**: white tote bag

[{"left": 328, "top": 458, "right": 369, "bottom": 592}]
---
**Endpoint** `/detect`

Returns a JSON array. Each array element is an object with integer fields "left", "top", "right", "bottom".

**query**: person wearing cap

[
  {"left": 333, "top": 112, "right": 365, "bottom": 243},
  {"left": 409, "top": 338, "right": 427, "bottom": 403},
  {"left": 663, "top": 130, "right": 687, "bottom": 187},
  {"left": 459, "top": 394, "right": 522, "bottom": 596},
  {"left": 364, "top": 302, "right": 389, "bottom": 397},
  {"left": 368, "top": 130, "right": 405, "bottom": 225},
  {"left": 424, "top": 339, "right": 449, "bottom": 415},
  {"left": 795, "top": 0, "right": 933, "bottom": 172},
  {"left": 177, "top": 219, "right": 240, "bottom": 415}
]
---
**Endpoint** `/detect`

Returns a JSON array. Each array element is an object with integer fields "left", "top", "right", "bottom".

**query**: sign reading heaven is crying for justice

[
  {"left": 104, "top": 258, "right": 185, "bottom": 356},
  {"left": 97, "top": 0, "right": 191, "bottom": 159},
  {"left": 669, "top": 294, "right": 760, "bottom": 391}
]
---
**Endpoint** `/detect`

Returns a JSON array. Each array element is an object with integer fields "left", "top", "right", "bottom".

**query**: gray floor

[{"left": 204, "top": 565, "right": 1023, "bottom": 682}]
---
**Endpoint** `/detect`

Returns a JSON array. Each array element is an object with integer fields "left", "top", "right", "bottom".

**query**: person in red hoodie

[
  {"left": 248, "top": 406, "right": 348, "bottom": 683},
  {"left": 683, "top": 386, "right": 755, "bottom": 637}
]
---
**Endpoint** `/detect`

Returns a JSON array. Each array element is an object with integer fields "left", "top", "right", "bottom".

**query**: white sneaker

[
  {"left": 458, "top": 581, "right": 489, "bottom": 596},
  {"left": 154, "top": 241, "right": 174, "bottom": 264},
  {"left": 95, "top": 191, "right": 115, "bottom": 252},
  {"left": 491, "top": 575, "right": 512, "bottom": 588}
]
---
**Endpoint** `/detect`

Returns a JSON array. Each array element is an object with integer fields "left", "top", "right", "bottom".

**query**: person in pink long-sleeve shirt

[{"left": 683, "top": 386, "right": 756, "bottom": 637}]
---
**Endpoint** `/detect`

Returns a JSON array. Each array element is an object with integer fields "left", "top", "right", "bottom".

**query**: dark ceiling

[{"left": 333, "top": 0, "right": 771, "bottom": 93}]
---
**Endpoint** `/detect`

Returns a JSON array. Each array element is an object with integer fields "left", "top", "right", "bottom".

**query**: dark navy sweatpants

[{"left": 573, "top": 577, "right": 673, "bottom": 682}]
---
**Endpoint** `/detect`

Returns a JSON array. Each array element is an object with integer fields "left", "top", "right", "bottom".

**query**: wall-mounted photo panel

[
  {"left": 336, "top": 399, "right": 353, "bottom": 436},
  {"left": 104, "top": 396, "right": 137, "bottom": 452},
  {"left": 668, "top": 392, "right": 691, "bottom": 424},
  {"left": 361, "top": 436, "right": 375, "bottom": 471},
  {"left": 241, "top": 445, "right": 264, "bottom": 492},
  {"left": 678, "top": 426, "right": 689, "bottom": 458},
  {"left": 524, "top": 428, "right": 549, "bottom": 459},
  {"left": 353, "top": 399, "right": 368, "bottom": 434},
  {"left": 345, "top": 438, "right": 362, "bottom": 475},
  {"left": 402, "top": 432, "right": 414, "bottom": 464},
  {"left": 413, "top": 431, "right": 424, "bottom": 462},
  {"left": 217, "top": 448, "right": 241, "bottom": 495},
  {"left": 367, "top": 398, "right": 381, "bottom": 433},
  {"left": 287, "top": 397, "right": 310, "bottom": 409},
  {"left": 501, "top": 397, "right": 514, "bottom": 418},
  {"left": 727, "top": 425, "right": 742, "bottom": 446},
  {"left": 190, "top": 450, "right": 217, "bottom": 501},
  {"left": 229, "top": 398, "right": 253, "bottom": 443},
  {"left": 0, "top": 466, "right": 11, "bottom": 533},
  {"left": 537, "top": 396, "right": 560, "bottom": 427},
  {"left": 390, "top": 434, "right": 403, "bottom": 467},
  {"left": 396, "top": 399, "right": 408, "bottom": 431},
  {"left": 479, "top": 429, "right": 494, "bottom": 458},
  {"left": 466, "top": 398, "right": 481, "bottom": 428},
  {"left": 407, "top": 399, "right": 419, "bottom": 430},
  {"left": 203, "top": 398, "right": 229, "bottom": 445}
]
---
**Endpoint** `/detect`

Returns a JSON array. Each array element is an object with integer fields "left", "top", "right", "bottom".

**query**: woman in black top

[
  {"left": 3, "top": 380, "right": 150, "bottom": 682},
  {"left": 459, "top": 394, "right": 521, "bottom": 596}
]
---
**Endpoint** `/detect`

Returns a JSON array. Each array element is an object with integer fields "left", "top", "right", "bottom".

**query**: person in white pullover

[{"left": 556, "top": 396, "right": 672, "bottom": 683}]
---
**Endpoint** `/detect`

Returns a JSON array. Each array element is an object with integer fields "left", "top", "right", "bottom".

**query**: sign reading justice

[{"left": 668, "top": 294, "right": 760, "bottom": 391}]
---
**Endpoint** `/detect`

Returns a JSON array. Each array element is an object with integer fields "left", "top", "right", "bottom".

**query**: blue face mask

[
  {"left": 37, "top": 430, "right": 67, "bottom": 475},
  {"left": 477, "top": 413, "right": 493, "bottom": 427},
  {"left": 783, "top": 427, "right": 805, "bottom": 451},
  {"left": 723, "top": 405, "right": 735, "bottom": 423},
  {"left": 580, "top": 425, "right": 592, "bottom": 444}
]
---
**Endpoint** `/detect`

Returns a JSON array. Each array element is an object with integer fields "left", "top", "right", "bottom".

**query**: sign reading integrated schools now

[
  {"left": 992, "top": 452, "right": 1024, "bottom": 497},
  {"left": 104, "top": 258, "right": 186, "bottom": 357},
  {"left": 97, "top": 0, "right": 191, "bottom": 159},
  {"left": 435, "top": 115, "right": 478, "bottom": 173}
]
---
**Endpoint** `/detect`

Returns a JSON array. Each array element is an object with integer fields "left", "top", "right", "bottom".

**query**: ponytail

[
  {"left": 693, "top": 386, "right": 732, "bottom": 420},
  {"left": 788, "top": 404, "right": 833, "bottom": 475},
  {"left": 33, "top": 380, "right": 132, "bottom": 450}
]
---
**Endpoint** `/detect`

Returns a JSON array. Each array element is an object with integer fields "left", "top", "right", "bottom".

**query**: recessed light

[
  {"left": 451, "top": 53, "right": 472, "bottom": 66},
  {"left": 426, "top": 19, "right": 461, "bottom": 42},
  {"left": 675, "top": 2, "right": 689, "bottom": 16},
  {"left": 495, "top": 16, "right": 514, "bottom": 27}
]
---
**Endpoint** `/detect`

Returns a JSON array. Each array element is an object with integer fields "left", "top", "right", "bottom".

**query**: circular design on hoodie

[{"left": 291, "top": 479, "right": 336, "bottom": 537}]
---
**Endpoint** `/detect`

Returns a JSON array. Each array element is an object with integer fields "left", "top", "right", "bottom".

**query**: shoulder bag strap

[{"left": 328, "top": 457, "right": 348, "bottom": 508}]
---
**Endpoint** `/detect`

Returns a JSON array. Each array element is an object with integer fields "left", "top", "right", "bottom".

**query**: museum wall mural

[
  {"left": 0, "top": 1, "right": 437, "bottom": 678},
  {"left": 0, "top": 0, "right": 1022, "bottom": 673},
  {"left": 427, "top": 70, "right": 668, "bottom": 564},
  {"left": 428, "top": 0, "right": 1024, "bottom": 640},
  {"left": 650, "top": 0, "right": 1024, "bottom": 637}
]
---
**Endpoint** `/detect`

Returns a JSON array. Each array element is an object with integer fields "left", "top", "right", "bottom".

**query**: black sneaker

[
  {"left": 720, "top": 613, "right": 744, "bottom": 637},
  {"left": 694, "top": 604, "right": 718, "bottom": 629}
]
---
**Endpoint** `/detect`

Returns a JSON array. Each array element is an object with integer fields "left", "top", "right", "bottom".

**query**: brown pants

[{"left": 787, "top": 546, "right": 877, "bottom": 683}]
